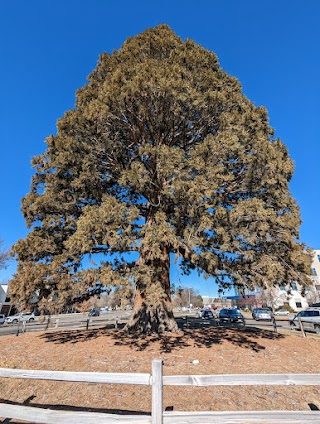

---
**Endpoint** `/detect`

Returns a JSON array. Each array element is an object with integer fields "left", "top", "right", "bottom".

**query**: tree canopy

[{"left": 11, "top": 25, "right": 311, "bottom": 333}]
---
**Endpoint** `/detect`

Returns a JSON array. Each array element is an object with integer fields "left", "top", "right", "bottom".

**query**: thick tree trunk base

[{"left": 125, "top": 302, "right": 181, "bottom": 335}]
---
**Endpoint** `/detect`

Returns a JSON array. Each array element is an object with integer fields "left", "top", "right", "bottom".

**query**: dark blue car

[
  {"left": 219, "top": 308, "right": 245, "bottom": 323},
  {"left": 88, "top": 309, "right": 100, "bottom": 317}
]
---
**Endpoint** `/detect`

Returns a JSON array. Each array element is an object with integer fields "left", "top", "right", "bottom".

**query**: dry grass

[{"left": 0, "top": 324, "right": 320, "bottom": 422}]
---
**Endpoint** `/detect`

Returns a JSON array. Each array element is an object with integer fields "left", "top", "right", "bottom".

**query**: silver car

[
  {"left": 290, "top": 308, "right": 320, "bottom": 334},
  {"left": 5, "top": 312, "right": 36, "bottom": 324},
  {"left": 254, "top": 308, "right": 273, "bottom": 321},
  {"left": 274, "top": 309, "right": 290, "bottom": 316}
]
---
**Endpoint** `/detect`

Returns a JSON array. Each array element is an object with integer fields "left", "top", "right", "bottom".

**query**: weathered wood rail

[{"left": 1, "top": 360, "right": 320, "bottom": 423}]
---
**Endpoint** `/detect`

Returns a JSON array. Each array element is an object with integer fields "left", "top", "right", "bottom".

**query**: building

[
  {"left": 227, "top": 292, "right": 257, "bottom": 310},
  {"left": 0, "top": 284, "right": 12, "bottom": 316},
  {"left": 201, "top": 296, "right": 231, "bottom": 309},
  {"left": 256, "top": 282, "right": 309, "bottom": 312},
  {"left": 308, "top": 249, "right": 320, "bottom": 304},
  {"left": 235, "top": 250, "right": 320, "bottom": 312}
]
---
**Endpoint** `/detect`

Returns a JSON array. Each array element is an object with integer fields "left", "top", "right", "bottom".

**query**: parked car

[
  {"left": 274, "top": 309, "right": 290, "bottom": 316},
  {"left": 252, "top": 308, "right": 260, "bottom": 319},
  {"left": 290, "top": 308, "right": 320, "bottom": 334},
  {"left": 253, "top": 308, "right": 273, "bottom": 321},
  {"left": 0, "top": 314, "right": 5, "bottom": 325},
  {"left": 219, "top": 308, "right": 245, "bottom": 323},
  {"left": 199, "top": 309, "right": 214, "bottom": 320},
  {"left": 198, "top": 308, "right": 211, "bottom": 318},
  {"left": 252, "top": 308, "right": 272, "bottom": 320},
  {"left": 88, "top": 309, "right": 100, "bottom": 317},
  {"left": 5, "top": 312, "right": 35, "bottom": 324}
]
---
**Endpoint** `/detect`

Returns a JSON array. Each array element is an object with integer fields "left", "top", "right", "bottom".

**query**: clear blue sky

[{"left": 0, "top": 0, "right": 319, "bottom": 298}]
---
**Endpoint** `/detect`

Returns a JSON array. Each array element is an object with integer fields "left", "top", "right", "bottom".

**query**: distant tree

[
  {"left": 108, "top": 288, "right": 122, "bottom": 310},
  {"left": 0, "top": 239, "right": 9, "bottom": 271},
  {"left": 304, "top": 286, "right": 319, "bottom": 306},
  {"left": 173, "top": 286, "right": 203, "bottom": 309},
  {"left": 75, "top": 298, "right": 95, "bottom": 313},
  {"left": 193, "top": 295, "right": 204, "bottom": 309},
  {"left": 10, "top": 25, "right": 311, "bottom": 334},
  {"left": 255, "top": 286, "right": 287, "bottom": 311}
]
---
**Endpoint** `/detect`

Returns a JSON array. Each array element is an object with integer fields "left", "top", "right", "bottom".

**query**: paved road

[
  {"left": 0, "top": 310, "right": 315, "bottom": 337},
  {"left": 179, "top": 312, "right": 294, "bottom": 331},
  {"left": 0, "top": 310, "right": 131, "bottom": 336}
]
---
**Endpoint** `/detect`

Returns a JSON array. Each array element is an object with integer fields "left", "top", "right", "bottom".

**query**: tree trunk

[{"left": 125, "top": 248, "right": 180, "bottom": 334}]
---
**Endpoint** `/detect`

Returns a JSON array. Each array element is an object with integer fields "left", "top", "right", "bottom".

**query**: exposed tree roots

[{"left": 125, "top": 302, "right": 181, "bottom": 335}]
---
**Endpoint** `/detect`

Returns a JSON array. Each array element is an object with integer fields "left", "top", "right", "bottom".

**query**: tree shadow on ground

[
  {"left": 0, "top": 397, "right": 150, "bottom": 424},
  {"left": 40, "top": 317, "right": 284, "bottom": 353}
]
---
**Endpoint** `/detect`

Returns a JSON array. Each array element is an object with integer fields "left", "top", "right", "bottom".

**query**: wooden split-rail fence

[{"left": 1, "top": 359, "right": 320, "bottom": 423}]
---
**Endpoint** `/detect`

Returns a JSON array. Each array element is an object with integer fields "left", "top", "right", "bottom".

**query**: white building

[
  {"left": 0, "top": 284, "right": 7, "bottom": 303},
  {"left": 254, "top": 249, "right": 320, "bottom": 312},
  {"left": 0, "top": 284, "right": 12, "bottom": 316},
  {"left": 308, "top": 249, "right": 320, "bottom": 304},
  {"left": 271, "top": 281, "right": 308, "bottom": 312}
]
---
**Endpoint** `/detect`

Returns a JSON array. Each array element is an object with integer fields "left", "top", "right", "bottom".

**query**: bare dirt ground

[{"left": 0, "top": 323, "right": 320, "bottom": 423}]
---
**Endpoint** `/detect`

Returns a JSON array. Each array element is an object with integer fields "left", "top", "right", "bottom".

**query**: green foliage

[{"left": 10, "top": 25, "right": 311, "bottom": 318}]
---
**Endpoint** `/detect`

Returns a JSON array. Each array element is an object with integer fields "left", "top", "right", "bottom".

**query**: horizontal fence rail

[
  {"left": 0, "top": 367, "right": 150, "bottom": 385},
  {"left": 162, "top": 373, "right": 320, "bottom": 386},
  {"left": 0, "top": 404, "right": 150, "bottom": 424},
  {"left": 162, "top": 410, "right": 320, "bottom": 423},
  {"left": 1, "top": 360, "right": 320, "bottom": 423},
  {"left": 0, "top": 312, "right": 132, "bottom": 336}
]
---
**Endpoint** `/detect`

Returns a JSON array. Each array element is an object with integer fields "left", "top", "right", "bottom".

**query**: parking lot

[
  {"left": 0, "top": 310, "right": 131, "bottom": 336},
  {"left": 0, "top": 309, "right": 313, "bottom": 337}
]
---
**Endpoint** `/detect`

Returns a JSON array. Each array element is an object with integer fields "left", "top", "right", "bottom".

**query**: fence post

[
  {"left": 298, "top": 316, "right": 306, "bottom": 337},
  {"left": 16, "top": 320, "right": 20, "bottom": 336},
  {"left": 152, "top": 359, "right": 163, "bottom": 424},
  {"left": 272, "top": 317, "right": 277, "bottom": 333},
  {"left": 45, "top": 315, "right": 51, "bottom": 330}
]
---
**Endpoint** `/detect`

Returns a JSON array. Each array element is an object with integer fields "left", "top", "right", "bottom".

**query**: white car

[
  {"left": 290, "top": 308, "right": 320, "bottom": 334},
  {"left": 5, "top": 312, "right": 36, "bottom": 324},
  {"left": 274, "top": 309, "right": 290, "bottom": 316}
]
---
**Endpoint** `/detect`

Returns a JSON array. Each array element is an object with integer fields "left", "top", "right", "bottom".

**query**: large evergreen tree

[{"left": 11, "top": 25, "right": 311, "bottom": 333}]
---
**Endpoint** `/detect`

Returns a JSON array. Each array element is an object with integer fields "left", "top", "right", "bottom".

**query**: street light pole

[{"left": 189, "top": 287, "right": 191, "bottom": 309}]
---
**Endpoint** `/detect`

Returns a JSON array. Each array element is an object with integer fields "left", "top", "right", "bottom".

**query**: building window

[
  {"left": 290, "top": 281, "right": 297, "bottom": 291},
  {"left": 316, "top": 285, "right": 320, "bottom": 291},
  {"left": 312, "top": 268, "right": 318, "bottom": 276},
  {"left": 318, "top": 254, "right": 320, "bottom": 262},
  {"left": 295, "top": 302, "right": 302, "bottom": 308}
]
